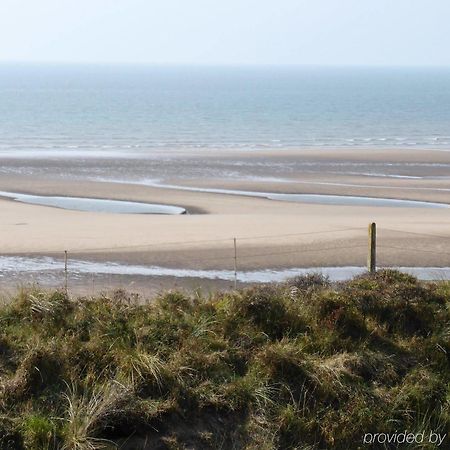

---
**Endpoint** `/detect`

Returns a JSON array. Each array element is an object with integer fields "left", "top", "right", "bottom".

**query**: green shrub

[
  {"left": 393, "top": 368, "right": 447, "bottom": 413},
  {"left": 230, "top": 285, "right": 305, "bottom": 339},
  {"left": 0, "top": 272, "right": 448, "bottom": 449},
  {"left": 286, "top": 272, "right": 330, "bottom": 293},
  {"left": 22, "top": 414, "right": 59, "bottom": 450},
  {"left": 314, "top": 292, "right": 367, "bottom": 340},
  {"left": 277, "top": 404, "right": 318, "bottom": 449}
]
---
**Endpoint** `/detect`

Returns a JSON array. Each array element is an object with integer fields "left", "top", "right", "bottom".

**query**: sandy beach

[{"left": 0, "top": 147, "right": 449, "bottom": 295}]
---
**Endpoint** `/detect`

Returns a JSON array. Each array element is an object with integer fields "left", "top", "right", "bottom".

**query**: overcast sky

[{"left": 0, "top": 0, "right": 449, "bottom": 66}]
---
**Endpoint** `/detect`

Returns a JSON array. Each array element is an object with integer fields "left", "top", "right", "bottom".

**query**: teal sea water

[{"left": 1, "top": 64, "right": 450, "bottom": 155}]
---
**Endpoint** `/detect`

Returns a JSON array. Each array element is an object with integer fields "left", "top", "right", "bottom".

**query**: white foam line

[
  {"left": 0, "top": 150, "right": 147, "bottom": 159},
  {"left": 0, "top": 256, "right": 448, "bottom": 282},
  {"left": 359, "top": 173, "right": 423, "bottom": 179}
]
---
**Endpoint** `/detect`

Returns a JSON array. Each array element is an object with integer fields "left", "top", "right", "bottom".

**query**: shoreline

[
  {"left": 1, "top": 147, "right": 449, "bottom": 291},
  {"left": 1, "top": 145, "right": 450, "bottom": 160}
]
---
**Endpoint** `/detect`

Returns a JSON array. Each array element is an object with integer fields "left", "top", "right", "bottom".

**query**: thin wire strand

[
  {"left": 3, "top": 229, "right": 448, "bottom": 263},
  {"left": 379, "top": 245, "right": 450, "bottom": 257},
  {"left": 165, "top": 243, "right": 368, "bottom": 264},
  {"left": 229, "top": 244, "right": 367, "bottom": 261},
  {"left": 381, "top": 228, "right": 450, "bottom": 241},
  {"left": 1, "top": 243, "right": 368, "bottom": 265},
  {"left": 71, "top": 226, "right": 363, "bottom": 253},
  {"left": 2, "top": 227, "right": 364, "bottom": 255}
]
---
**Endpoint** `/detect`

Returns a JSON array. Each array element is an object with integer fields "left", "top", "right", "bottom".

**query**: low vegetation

[{"left": 0, "top": 270, "right": 449, "bottom": 449}]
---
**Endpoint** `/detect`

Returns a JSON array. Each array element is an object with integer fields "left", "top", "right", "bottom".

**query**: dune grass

[{"left": 0, "top": 270, "right": 449, "bottom": 449}]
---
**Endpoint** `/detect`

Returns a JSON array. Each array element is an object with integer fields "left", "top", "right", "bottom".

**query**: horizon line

[{"left": 1, "top": 61, "right": 450, "bottom": 70}]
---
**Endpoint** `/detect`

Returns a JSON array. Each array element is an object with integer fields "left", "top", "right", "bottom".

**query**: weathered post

[
  {"left": 233, "top": 238, "right": 238, "bottom": 289},
  {"left": 64, "top": 250, "right": 68, "bottom": 294},
  {"left": 368, "top": 223, "right": 376, "bottom": 274}
]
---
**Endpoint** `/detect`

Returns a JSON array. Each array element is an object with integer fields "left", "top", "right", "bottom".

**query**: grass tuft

[{"left": 0, "top": 270, "right": 449, "bottom": 448}]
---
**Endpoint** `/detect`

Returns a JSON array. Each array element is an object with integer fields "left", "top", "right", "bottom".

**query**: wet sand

[{"left": 0, "top": 148, "right": 449, "bottom": 293}]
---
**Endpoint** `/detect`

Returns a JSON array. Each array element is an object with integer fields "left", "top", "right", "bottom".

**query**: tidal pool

[
  {"left": 0, "top": 191, "right": 186, "bottom": 215},
  {"left": 102, "top": 180, "right": 450, "bottom": 209}
]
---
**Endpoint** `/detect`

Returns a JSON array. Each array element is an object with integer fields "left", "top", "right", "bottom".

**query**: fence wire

[{"left": 0, "top": 224, "right": 449, "bottom": 294}]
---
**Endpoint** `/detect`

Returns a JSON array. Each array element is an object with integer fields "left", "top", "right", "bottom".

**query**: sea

[{"left": 1, "top": 64, "right": 450, "bottom": 156}]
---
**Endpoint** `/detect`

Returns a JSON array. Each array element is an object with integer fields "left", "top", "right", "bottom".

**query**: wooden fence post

[
  {"left": 233, "top": 238, "right": 238, "bottom": 289},
  {"left": 64, "top": 250, "right": 68, "bottom": 294},
  {"left": 368, "top": 223, "right": 377, "bottom": 273}
]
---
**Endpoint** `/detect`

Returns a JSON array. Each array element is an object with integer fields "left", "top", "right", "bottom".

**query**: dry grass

[
  {"left": 62, "top": 380, "right": 128, "bottom": 450},
  {"left": 0, "top": 271, "right": 448, "bottom": 449}
]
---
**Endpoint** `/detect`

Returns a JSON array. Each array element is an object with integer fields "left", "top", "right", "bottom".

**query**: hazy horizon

[
  {"left": 3, "top": 62, "right": 450, "bottom": 69},
  {"left": 1, "top": 0, "right": 449, "bottom": 67}
]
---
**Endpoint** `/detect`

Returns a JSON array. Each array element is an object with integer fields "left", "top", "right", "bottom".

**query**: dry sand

[{"left": 0, "top": 148, "right": 449, "bottom": 293}]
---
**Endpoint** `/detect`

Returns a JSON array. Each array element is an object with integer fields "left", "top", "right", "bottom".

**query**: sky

[{"left": 0, "top": 0, "right": 449, "bottom": 66}]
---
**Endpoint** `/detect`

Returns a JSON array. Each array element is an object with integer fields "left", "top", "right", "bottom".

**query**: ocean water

[{"left": 1, "top": 64, "right": 450, "bottom": 155}]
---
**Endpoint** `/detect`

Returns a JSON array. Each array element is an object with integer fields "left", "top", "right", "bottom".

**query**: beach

[
  {"left": 0, "top": 147, "right": 449, "bottom": 294},
  {"left": 3, "top": 5, "right": 450, "bottom": 447}
]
